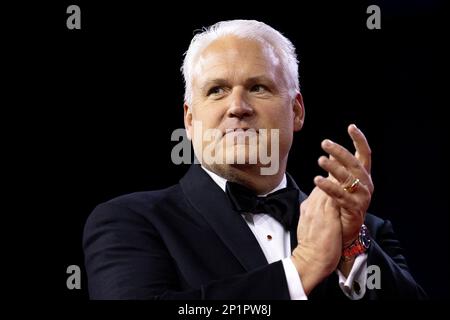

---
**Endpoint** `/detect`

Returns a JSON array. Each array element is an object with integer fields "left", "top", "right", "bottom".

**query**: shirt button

[{"left": 267, "top": 235, "right": 272, "bottom": 240}]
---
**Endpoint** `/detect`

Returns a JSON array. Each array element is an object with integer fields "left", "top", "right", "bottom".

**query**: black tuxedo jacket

[{"left": 83, "top": 164, "right": 426, "bottom": 299}]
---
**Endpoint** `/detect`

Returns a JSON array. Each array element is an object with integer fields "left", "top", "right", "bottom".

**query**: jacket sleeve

[
  {"left": 365, "top": 218, "right": 427, "bottom": 299},
  {"left": 308, "top": 217, "right": 428, "bottom": 300},
  {"left": 83, "top": 202, "right": 291, "bottom": 300}
]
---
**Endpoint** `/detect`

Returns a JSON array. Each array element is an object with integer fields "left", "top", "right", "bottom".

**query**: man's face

[{"left": 184, "top": 35, "right": 304, "bottom": 176}]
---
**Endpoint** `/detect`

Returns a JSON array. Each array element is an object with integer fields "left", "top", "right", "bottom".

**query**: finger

[
  {"left": 318, "top": 156, "right": 349, "bottom": 184},
  {"left": 321, "top": 139, "right": 362, "bottom": 176},
  {"left": 328, "top": 155, "right": 341, "bottom": 182},
  {"left": 348, "top": 124, "right": 372, "bottom": 173},
  {"left": 314, "top": 176, "right": 359, "bottom": 209},
  {"left": 314, "top": 176, "right": 368, "bottom": 211}
]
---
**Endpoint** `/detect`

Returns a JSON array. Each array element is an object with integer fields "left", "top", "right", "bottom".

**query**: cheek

[
  {"left": 193, "top": 106, "right": 224, "bottom": 128},
  {"left": 267, "top": 105, "right": 294, "bottom": 148},
  {"left": 263, "top": 104, "right": 293, "bottom": 128},
  {"left": 190, "top": 108, "right": 223, "bottom": 145},
  {"left": 279, "top": 115, "right": 295, "bottom": 145}
]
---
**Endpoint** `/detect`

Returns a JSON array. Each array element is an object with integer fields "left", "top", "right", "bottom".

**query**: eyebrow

[{"left": 244, "top": 75, "right": 275, "bottom": 86}]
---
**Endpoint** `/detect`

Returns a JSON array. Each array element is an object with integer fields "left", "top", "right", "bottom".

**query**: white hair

[{"left": 181, "top": 19, "right": 300, "bottom": 105}]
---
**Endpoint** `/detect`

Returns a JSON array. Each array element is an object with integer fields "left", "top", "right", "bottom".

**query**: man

[{"left": 83, "top": 20, "right": 426, "bottom": 299}]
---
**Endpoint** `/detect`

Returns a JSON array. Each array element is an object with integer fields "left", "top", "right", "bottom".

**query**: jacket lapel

[
  {"left": 180, "top": 165, "right": 309, "bottom": 270},
  {"left": 286, "top": 172, "right": 308, "bottom": 252},
  {"left": 180, "top": 165, "right": 268, "bottom": 271}
]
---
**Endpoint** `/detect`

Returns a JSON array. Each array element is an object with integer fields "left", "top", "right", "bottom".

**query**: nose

[{"left": 227, "top": 88, "right": 254, "bottom": 119}]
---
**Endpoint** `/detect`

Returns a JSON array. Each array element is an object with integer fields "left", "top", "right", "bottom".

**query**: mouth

[
  {"left": 221, "top": 128, "right": 260, "bottom": 146},
  {"left": 223, "top": 128, "right": 259, "bottom": 136}
]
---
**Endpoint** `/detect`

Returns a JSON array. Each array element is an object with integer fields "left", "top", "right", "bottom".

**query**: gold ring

[{"left": 343, "top": 178, "right": 360, "bottom": 193}]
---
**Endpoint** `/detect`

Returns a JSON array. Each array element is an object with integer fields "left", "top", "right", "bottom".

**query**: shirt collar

[{"left": 201, "top": 166, "right": 287, "bottom": 196}]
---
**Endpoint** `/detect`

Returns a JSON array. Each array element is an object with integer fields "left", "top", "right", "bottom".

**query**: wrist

[
  {"left": 290, "top": 248, "right": 334, "bottom": 295},
  {"left": 338, "top": 257, "right": 356, "bottom": 277},
  {"left": 341, "top": 224, "right": 371, "bottom": 262},
  {"left": 290, "top": 255, "right": 318, "bottom": 295}
]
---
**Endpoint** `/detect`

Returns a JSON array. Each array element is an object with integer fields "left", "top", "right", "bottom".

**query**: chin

[{"left": 220, "top": 144, "right": 259, "bottom": 165}]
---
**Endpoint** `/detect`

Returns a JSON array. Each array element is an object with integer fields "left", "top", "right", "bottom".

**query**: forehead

[{"left": 192, "top": 36, "right": 281, "bottom": 84}]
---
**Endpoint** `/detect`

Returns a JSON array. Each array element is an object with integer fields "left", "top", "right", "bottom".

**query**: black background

[{"left": 7, "top": 0, "right": 447, "bottom": 300}]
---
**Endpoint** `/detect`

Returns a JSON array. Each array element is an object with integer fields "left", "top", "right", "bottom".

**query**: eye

[
  {"left": 250, "top": 84, "right": 269, "bottom": 93},
  {"left": 207, "top": 86, "right": 225, "bottom": 96}
]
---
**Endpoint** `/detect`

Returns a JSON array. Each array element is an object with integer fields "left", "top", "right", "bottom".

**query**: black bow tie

[{"left": 225, "top": 181, "right": 299, "bottom": 229}]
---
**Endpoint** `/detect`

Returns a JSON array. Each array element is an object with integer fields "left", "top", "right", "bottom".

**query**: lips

[
  {"left": 223, "top": 128, "right": 259, "bottom": 136},
  {"left": 222, "top": 128, "right": 260, "bottom": 146}
]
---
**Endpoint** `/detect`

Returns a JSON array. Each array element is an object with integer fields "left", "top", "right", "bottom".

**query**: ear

[
  {"left": 184, "top": 104, "right": 193, "bottom": 140},
  {"left": 293, "top": 93, "right": 305, "bottom": 132}
]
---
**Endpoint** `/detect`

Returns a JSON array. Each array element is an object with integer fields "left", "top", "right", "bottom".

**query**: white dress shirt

[{"left": 201, "top": 166, "right": 368, "bottom": 300}]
